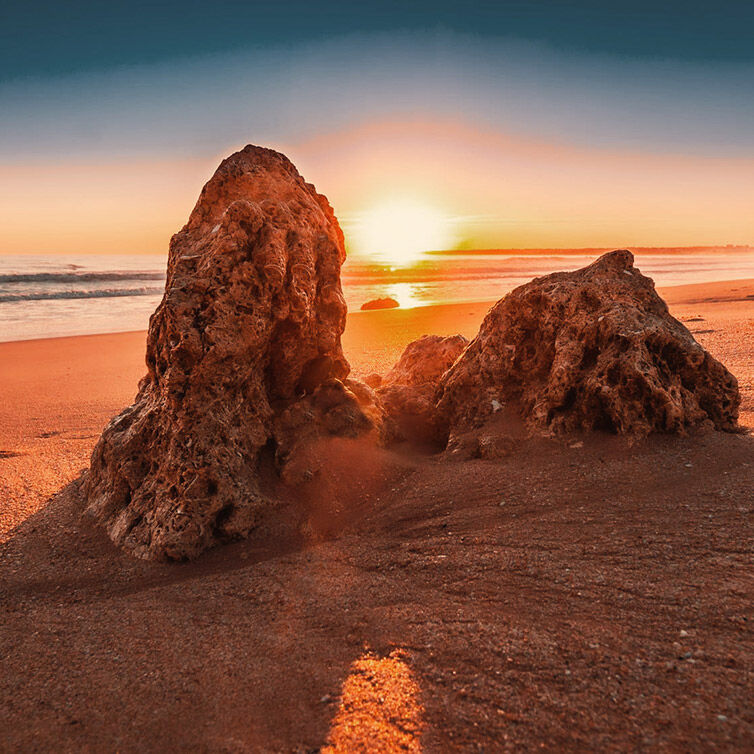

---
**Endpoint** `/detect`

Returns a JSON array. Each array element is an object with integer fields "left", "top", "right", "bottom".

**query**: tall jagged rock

[
  {"left": 436, "top": 250, "right": 740, "bottom": 438},
  {"left": 84, "top": 145, "right": 370, "bottom": 560}
]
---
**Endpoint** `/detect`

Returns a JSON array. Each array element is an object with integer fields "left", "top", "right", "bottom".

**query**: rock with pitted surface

[
  {"left": 83, "top": 145, "right": 369, "bottom": 560},
  {"left": 377, "top": 334, "right": 468, "bottom": 444},
  {"left": 436, "top": 250, "right": 740, "bottom": 438}
]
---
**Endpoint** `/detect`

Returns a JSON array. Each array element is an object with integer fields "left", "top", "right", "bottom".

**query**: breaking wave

[
  {"left": 0, "top": 287, "right": 164, "bottom": 303},
  {"left": 0, "top": 271, "right": 165, "bottom": 284}
]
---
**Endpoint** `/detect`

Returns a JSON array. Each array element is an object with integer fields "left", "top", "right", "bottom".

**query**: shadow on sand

[{"left": 2, "top": 429, "right": 753, "bottom": 750}]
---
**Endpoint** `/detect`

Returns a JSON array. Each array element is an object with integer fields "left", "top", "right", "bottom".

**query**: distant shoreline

[{"left": 426, "top": 245, "right": 754, "bottom": 256}]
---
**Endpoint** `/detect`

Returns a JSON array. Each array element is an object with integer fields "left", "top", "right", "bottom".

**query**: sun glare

[{"left": 347, "top": 197, "right": 456, "bottom": 265}]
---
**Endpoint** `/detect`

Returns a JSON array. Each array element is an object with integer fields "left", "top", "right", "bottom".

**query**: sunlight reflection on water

[{"left": 383, "top": 282, "right": 424, "bottom": 309}]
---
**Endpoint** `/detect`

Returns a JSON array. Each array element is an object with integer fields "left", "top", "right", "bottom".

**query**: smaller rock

[
  {"left": 361, "top": 297, "right": 399, "bottom": 311},
  {"left": 343, "top": 377, "right": 381, "bottom": 411},
  {"left": 474, "top": 434, "right": 517, "bottom": 460},
  {"left": 364, "top": 373, "right": 383, "bottom": 388},
  {"left": 273, "top": 379, "right": 381, "bottom": 480},
  {"left": 383, "top": 334, "right": 468, "bottom": 387},
  {"left": 377, "top": 334, "right": 468, "bottom": 445}
]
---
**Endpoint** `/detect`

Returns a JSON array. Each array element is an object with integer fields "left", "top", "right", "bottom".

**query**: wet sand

[{"left": 1, "top": 279, "right": 753, "bottom": 750}]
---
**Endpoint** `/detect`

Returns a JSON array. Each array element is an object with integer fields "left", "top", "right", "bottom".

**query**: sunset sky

[{"left": 1, "top": 1, "right": 753, "bottom": 256}]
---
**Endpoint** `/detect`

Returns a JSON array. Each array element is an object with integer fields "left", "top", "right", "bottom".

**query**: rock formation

[
  {"left": 83, "top": 145, "right": 375, "bottom": 560},
  {"left": 377, "top": 334, "right": 468, "bottom": 444},
  {"left": 436, "top": 250, "right": 740, "bottom": 438},
  {"left": 383, "top": 334, "right": 468, "bottom": 387},
  {"left": 364, "top": 373, "right": 383, "bottom": 389}
]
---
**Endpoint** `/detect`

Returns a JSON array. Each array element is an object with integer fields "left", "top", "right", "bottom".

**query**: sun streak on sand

[{"left": 323, "top": 650, "right": 424, "bottom": 753}]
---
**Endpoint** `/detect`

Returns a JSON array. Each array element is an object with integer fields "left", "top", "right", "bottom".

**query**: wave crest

[
  {"left": 0, "top": 271, "right": 165, "bottom": 284},
  {"left": 0, "top": 287, "right": 164, "bottom": 303}
]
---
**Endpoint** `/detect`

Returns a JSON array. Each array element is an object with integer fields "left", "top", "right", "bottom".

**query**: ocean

[{"left": 1, "top": 248, "right": 753, "bottom": 342}]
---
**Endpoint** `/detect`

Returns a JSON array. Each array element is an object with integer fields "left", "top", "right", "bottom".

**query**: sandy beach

[{"left": 2, "top": 278, "right": 753, "bottom": 750}]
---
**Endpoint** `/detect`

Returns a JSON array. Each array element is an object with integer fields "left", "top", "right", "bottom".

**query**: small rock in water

[{"left": 361, "top": 297, "right": 399, "bottom": 311}]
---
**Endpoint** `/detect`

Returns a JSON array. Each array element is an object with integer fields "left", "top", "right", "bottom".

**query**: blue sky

[
  {"left": 3, "top": 0, "right": 754, "bottom": 82},
  {"left": 1, "top": 1, "right": 752, "bottom": 252},
  {"left": 3, "top": 31, "right": 754, "bottom": 162},
  {"left": 2, "top": 1, "right": 753, "bottom": 160}
]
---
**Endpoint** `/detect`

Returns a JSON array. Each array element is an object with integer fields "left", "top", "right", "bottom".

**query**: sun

[{"left": 346, "top": 197, "right": 456, "bottom": 265}]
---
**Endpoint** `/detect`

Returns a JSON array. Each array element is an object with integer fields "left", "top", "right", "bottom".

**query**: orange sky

[{"left": 2, "top": 118, "right": 752, "bottom": 256}]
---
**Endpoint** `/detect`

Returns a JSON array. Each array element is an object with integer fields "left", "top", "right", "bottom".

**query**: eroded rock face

[
  {"left": 84, "top": 145, "right": 367, "bottom": 560},
  {"left": 377, "top": 334, "right": 468, "bottom": 444},
  {"left": 437, "top": 250, "right": 740, "bottom": 438}
]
